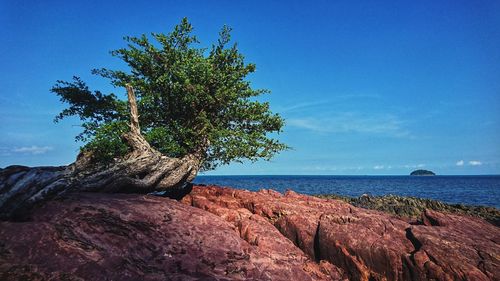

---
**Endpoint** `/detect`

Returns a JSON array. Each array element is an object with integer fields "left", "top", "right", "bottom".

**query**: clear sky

[{"left": 1, "top": 0, "right": 499, "bottom": 175}]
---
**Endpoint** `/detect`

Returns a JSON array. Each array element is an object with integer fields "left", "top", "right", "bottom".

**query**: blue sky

[{"left": 1, "top": 0, "right": 499, "bottom": 175}]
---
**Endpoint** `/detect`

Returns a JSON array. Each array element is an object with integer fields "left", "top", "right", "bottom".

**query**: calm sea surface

[{"left": 194, "top": 175, "right": 500, "bottom": 208}]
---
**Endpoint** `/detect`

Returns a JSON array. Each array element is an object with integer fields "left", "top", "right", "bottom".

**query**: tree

[{"left": 0, "top": 18, "right": 287, "bottom": 219}]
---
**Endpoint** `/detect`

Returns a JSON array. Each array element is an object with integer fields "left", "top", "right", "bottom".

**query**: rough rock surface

[
  {"left": 317, "top": 193, "right": 500, "bottom": 226},
  {"left": 0, "top": 185, "right": 499, "bottom": 280},
  {"left": 183, "top": 186, "right": 499, "bottom": 281},
  {"left": 0, "top": 192, "right": 338, "bottom": 281}
]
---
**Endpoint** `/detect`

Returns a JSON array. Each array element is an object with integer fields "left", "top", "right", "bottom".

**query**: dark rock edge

[{"left": 316, "top": 193, "right": 500, "bottom": 226}]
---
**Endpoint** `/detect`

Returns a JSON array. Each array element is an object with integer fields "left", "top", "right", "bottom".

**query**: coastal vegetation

[
  {"left": 53, "top": 18, "right": 287, "bottom": 169},
  {"left": 0, "top": 18, "right": 287, "bottom": 219}
]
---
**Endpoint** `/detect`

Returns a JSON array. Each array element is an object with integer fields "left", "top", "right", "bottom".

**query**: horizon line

[{"left": 196, "top": 174, "right": 500, "bottom": 177}]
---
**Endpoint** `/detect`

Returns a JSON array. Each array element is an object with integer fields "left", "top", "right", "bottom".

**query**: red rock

[
  {"left": 403, "top": 210, "right": 499, "bottom": 280},
  {"left": 1, "top": 185, "right": 498, "bottom": 281},
  {"left": 184, "top": 185, "right": 500, "bottom": 281},
  {"left": 0, "top": 193, "right": 335, "bottom": 281}
]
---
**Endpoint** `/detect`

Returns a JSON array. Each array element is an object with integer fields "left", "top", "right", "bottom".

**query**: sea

[{"left": 194, "top": 175, "right": 500, "bottom": 209}]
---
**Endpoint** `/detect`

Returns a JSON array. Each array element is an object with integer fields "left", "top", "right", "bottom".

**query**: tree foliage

[{"left": 52, "top": 18, "right": 287, "bottom": 170}]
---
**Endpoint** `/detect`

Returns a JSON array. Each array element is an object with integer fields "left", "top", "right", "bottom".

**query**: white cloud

[
  {"left": 456, "top": 160, "right": 464, "bottom": 166},
  {"left": 373, "top": 165, "right": 384, "bottom": 170},
  {"left": 402, "top": 164, "right": 426, "bottom": 169},
  {"left": 279, "top": 94, "right": 381, "bottom": 114},
  {"left": 300, "top": 165, "right": 367, "bottom": 172},
  {"left": 13, "top": 145, "right": 53, "bottom": 155},
  {"left": 0, "top": 146, "right": 12, "bottom": 156},
  {"left": 279, "top": 101, "right": 330, "bottom": 114},
  {"left": 468, "top": 160, "right": 482, "bottom": 166},
  {"left": 287, "top": 112, "right": 412, "bottom": 138}
]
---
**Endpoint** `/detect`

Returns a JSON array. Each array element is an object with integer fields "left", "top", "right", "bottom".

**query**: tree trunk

[{"left": 0, "top": 85, "right": 203, "bottom": 220}]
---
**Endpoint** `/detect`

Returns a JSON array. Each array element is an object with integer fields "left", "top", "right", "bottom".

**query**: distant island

[{"left": 410, "top": 169, "right": 436, "bottom": 176}]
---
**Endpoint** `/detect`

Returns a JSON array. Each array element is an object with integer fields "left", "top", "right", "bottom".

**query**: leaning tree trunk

[{"left": 0, "top": 85, "right": 204, "bottom": 220}]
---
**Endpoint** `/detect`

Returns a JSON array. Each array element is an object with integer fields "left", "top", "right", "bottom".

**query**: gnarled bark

[{"left": 0, "top": 85, "right": 203, "bottom": 220}]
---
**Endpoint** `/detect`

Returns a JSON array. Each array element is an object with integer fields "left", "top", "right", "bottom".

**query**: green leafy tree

[
  {"left": 0, "top": 18, "right": 289, "bottom": 217},
  {"left": 52, "top": 18, "right": 288, "bottom": 171}
]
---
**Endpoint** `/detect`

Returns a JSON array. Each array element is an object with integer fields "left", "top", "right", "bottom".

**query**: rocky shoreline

[
  {"left": 1, "top": 185, "right": 499, "bottom": 280},
  {"left": 316, "top": 194, "right": 500, "bottom": 226}
]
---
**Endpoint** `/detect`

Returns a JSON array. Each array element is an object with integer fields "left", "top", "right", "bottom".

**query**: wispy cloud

[
  {"left": 468, "top": 160, "right": 482, "bottom": 166},
  {"left": 371, "top": 164, "right": 429, "bottom": 171},
  {"left": 279, "top": 101, "right": 330, "bottom": 114},
  {"left": 456, "top": 160, "right": 464, "bottom": 166},
  {"left": 278, "top": 94, "right": 381, "bottom": 114},
  {"left": 13, "top": 145, "right": 53, "bottom": 155},
  {"left": 300, "top": 165, "right": 366, "bottom": 172},
  {"left": 403, "top": 164, "right": 424, "bottom": 169},
  {"left": 0, "top": 147, "right": 12, "bottom": 157},
  {"left": 287, "top": 112, "right": 412, "bottom": 138}
]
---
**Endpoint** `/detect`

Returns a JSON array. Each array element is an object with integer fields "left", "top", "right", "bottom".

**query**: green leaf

[{"left": 53, "top": 18, "right": 288, "bottom": 170}]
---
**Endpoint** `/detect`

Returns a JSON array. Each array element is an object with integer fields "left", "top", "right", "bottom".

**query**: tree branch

[
  {"left": 126, "top": 84, "right": 140, "bottom": 135},
  {"left": 122, "top": 84, "right": 152, "bottom": 153}
]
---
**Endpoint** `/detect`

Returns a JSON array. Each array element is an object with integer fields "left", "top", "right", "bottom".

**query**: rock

[
  {"left": 1, "top": 185, "right": 498, "bottom": 280},
  {"left": 405, "top": 209, "right": 499, "bottom": 280},
  {"left": 410, "top": 169, "right": 436, "bottom": 176},
  {"left": 184, "top": 185, "right": 499, "bottom": 281},
  {"left": 317, "top": 193, "right": 500, "bottom": 226},
  {"left": 0, "top": 192, "right": 337, "bottom": 281}
]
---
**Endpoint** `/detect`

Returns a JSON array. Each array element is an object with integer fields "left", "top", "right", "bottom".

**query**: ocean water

[{"left": 194, "top": 175, "right": 500, "bottom": 208}]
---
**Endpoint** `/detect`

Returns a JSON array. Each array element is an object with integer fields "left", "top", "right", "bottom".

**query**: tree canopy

[{"left": 52, "top": 18, "right": 287, "bottom": 171}]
